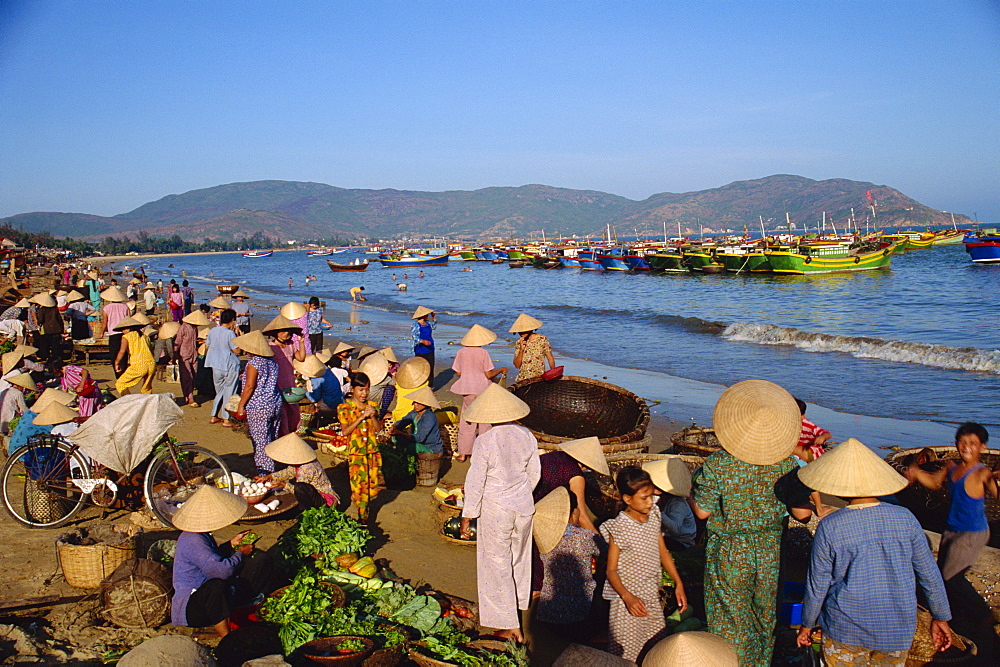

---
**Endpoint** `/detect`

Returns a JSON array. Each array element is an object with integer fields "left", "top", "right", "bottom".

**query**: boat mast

[
  {"left": 786, "top": 212, "right": 792, "bottom": 234},
  {"left": 663, "top": 221, "right": 667, "bottom": 245},
  {"left": 759, "top": 215, "right": 765, "bottom": 240}
]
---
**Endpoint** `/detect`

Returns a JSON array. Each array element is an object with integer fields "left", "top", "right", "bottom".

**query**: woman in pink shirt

[{"left": 450, "top": 325, "right": 507, "bottom": 461}]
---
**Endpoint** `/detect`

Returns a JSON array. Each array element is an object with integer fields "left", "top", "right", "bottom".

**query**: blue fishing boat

[
  {"left": 474, "top": 250, "right": 499, "bottom": 261},
  {"left": 624, "top": 253, "right": 651, "bottom": 271},
  {"left": 557, "top": 255, "right": 581, "bottom": 268},
  {"left": 965, "top": 232, "right": 1000, "bottom": 264},
  {"left": 378, "top": 252, "right": 451, "bottom": 268},
  {"left": 597, "top": 248, "right": 630, "bottom": 271}
]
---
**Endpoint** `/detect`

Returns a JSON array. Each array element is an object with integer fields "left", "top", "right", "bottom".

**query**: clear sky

[{"left": 1, "top": 1, "right": 997, "bottom": 221}]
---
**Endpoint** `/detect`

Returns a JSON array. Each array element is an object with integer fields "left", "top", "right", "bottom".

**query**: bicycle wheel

[
  {"left": 144, "top": 444, "right": 235, "bottom": 528},
  {"left": 1, "top": 436, "right": 91, "bottom": 528}
]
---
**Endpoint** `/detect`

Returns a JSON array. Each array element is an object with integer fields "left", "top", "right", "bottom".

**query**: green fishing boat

[
  {"left": 647, "top": 251, "right": 687, "bottom": 272},
  {"left": 506, "top": 249, "right": 528, "bottom": 260},
  {"left": 682, "top": 247, "right": 724, "bottom": 272},
  {"left": 766, "top": 242, "right": 898, "bottom": 275},
  {"left": 458, "top": 250, "right": 478, "bottom": 261},
  {"left": 715, "top": 246, "right": 772, "bottom": 273}
]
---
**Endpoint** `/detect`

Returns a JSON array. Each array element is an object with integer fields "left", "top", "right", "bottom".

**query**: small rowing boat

[
  {"left": 327, "top": 259, "right": 369, "bottom": 272},
  {"left": 242, "top": 251, "right": 273, "bottom": 258}
]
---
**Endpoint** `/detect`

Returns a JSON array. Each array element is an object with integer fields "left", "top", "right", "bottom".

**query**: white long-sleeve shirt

[{"left": 462, "top": 424, "right": 540, "bottom": 518}]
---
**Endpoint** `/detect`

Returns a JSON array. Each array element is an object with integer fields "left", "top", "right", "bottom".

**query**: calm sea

[{"left": 124, "top": 244, "right": 999, "bottom": 436}]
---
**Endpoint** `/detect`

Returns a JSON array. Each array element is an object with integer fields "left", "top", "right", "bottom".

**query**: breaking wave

[{"left": 723, "top": 323, "right": 1000, "bottom": 375}]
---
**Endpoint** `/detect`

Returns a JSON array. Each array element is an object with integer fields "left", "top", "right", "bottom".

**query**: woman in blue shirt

[
  {"left": 170, "top": 485, "right": 274, "bottom": 638},
  {"left": 205, "top": 309, "right": 240, "bottom": 428},
  {"left": 410, "top": 306, "right": 436, "bottom": 377}
]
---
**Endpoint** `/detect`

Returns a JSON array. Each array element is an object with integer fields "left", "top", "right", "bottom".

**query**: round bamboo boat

[
  {"left": 586, "top": 452, "right": 705, "bottom": 521},
  {"left": 510, "top": 375, "right": 649, "bottom": 452},
  {"left": 669, "top": 423, "right": 720, "bottom": 456}
]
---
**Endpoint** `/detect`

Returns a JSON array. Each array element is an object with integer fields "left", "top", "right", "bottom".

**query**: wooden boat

[
  {"left": 647, "top": 250, "right": 688, "bottom": 273},
  {"left": 766, "top": 241, "right": 897, "bottom": 274},
  {"left": 491, "top": 258, "right": 506, "bottom": 264},
  {"left": 931, "top": 230, "right": 965, "bottom": 246},
  {"left": 306, "top": 249, "right": 333, "bottom": 256},
  {"left": 327, "top": 259, "right": 369, "bottom": 272},
  {"left": 886, "top": 446, "right": 1000, "bottom": 548},
  {"left": 508, "top": 261, "right": 526, "bottom": 268},
  {"left": 715, "top": 245, "right": 772, "bottom": 273},
  {"left": 669, "top": 423, "right": 721, "bottom": 456},
  {"left": 964, "top": 230, "right": 1000, "bottom": 264},
  {"left": 377, "top": 252, "right": 450, "bottom": 268},
  {"left": 242, "top": 251, "right": 273, "bottom": 258},
  {"left": 215, "top": 284, "right": 240, "bottom": 295}
]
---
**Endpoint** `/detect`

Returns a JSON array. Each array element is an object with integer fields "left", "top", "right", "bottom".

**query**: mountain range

[{"left": 1, "top": 175, "right": 967, "bottom": 243}]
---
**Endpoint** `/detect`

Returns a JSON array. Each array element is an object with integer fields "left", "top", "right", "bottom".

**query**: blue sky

[{"left": 1, "top": 1, "right": 997, "bottom": 220}]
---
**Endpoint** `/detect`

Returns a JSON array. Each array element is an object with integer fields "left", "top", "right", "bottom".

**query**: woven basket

[
  {"left": 510, "top": 375, "right": 649, "bottom": 446},
  {"left": 299, "top": 636, "right": 374, "bottom": 665},
  {"left": 669, "top": 423, "right": 721, "bottom": 456},
  {"left": 595, "top": 453, "right": 705, "bottom": 501},
  {"left": 906, "top": 607, "right": 977, "bottom": 665},
  {"left": 56, "top": 524, "right": 141, "bottom": 589}
]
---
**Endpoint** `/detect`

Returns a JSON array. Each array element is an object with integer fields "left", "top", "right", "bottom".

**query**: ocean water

[{"left": 122, "top": 244, "right": 999, "bottom": 439}]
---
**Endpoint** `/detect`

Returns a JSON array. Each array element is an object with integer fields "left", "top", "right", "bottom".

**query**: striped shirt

[{"left": 802, "top": 502, "right": 951, "bottom": 652}]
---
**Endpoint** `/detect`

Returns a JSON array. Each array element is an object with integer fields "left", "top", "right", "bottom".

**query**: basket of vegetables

[
  {"left": 299, "top": 636, "right": 374, "bottom": 665},
  {"left": 267, "top": 580, "right": 346, "bottom": 611}
]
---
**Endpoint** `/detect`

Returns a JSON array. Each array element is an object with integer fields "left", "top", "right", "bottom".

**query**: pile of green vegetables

[{"left": 274, "top": 505, "right": 371, "bottom": 572}]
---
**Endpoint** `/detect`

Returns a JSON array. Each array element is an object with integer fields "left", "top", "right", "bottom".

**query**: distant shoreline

[{"left": 95, "top": 248, "right": 302, "bottom": 264}]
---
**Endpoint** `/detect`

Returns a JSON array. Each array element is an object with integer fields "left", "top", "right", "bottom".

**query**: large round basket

[
  {"left": 906, "top": 607, "right": 977, "bottom": 666},
  {"left": 98, "top": 558, "right": 171, "bottom": 628},
  {"left": 509, "top": 375, "right": 649, "bottom": 449},
  {"left": 669, "top": 423, "right": 721, "bottom": 456},
  {"left": 887, "top": 446, "right": 1000, "bottom": 549},
  {"left": 216, "top": 284, "right": 240, "bottom": 295},
  {"left": 587, "top": 452, "right": 705, "bottom": 522},
  {"left": 55, "top": 524, "right": 141, "bottom": 589},
  {"left": 299, "top": 636, "right": 374, "bottom": 666}
]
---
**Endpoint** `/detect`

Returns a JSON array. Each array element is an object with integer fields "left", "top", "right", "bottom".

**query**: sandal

[
  {"left": 208, "top": 417, "right": 222, "bottom": 424},
  {"left": 221, "top": 421, "right": 234, "bottom": 428}
]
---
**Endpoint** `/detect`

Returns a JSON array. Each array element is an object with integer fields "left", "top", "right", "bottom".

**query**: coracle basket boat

[
  {"left": 510, "top": 375, "right": 650, "bottom": 454},
  {"left": 887, "top": 446, "right": 1000, "bottom": 549},
  {"left": 669, "top": 423, "right": 721, "bottom": 456},
  {"left": 215, "top": 284, "right": 240, "bottom": 295},
  {"left": 587, "top": 452, "right": 705, "bottom": 522}
]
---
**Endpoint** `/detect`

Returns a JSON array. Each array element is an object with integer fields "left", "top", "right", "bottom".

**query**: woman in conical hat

[
  {"left": 258, "top": 433, "right": 338, "bottom": 509},
  {"left": 509, "top": 313, "right": 555, "bottom": 383},
  {"left": 263, "top": 313, "right": 306, "bottom": 437},
  {"left": 690, "top": 379, "right": 812, "bottom": 666},
  {"left": 450, "top": 325, "right": 509, "bottom": 462},
  {"left": 100, "top": 285, "right": 131, "bottom": 378},
  {"left": 113, "top": 316, "right": 156, "bottom": 396},
  {"left": 232, "top": 331, "right": 282, "bottom": 475},
  {"left": 65, "top": 288, "right": 97, "bottom": 341},
  {"left": 390, "top": 386, "right": 444, "bottom": 486},
  {"left": 795, "top": 438, "right": 953, "bottom": 662},
  {"left": 174, "top": 311, "right": 210, "bottom": 407},
  {"left": 205, "top": 309, "right": 240, "bottom": 428},
  {"left": 0, "top": 371, "right": 34, "bottom": 437},
  {"left": 410, "top": 306, "right": 437, "bottom": 380},
  {"left": 459, "top": 383, "right": 538, "bottom": 641},
  {"left": 47, "top": 357, "right": 103, "bottom": 418},
  {"left": 170, "top": 485, "right": 272, "bottom": 638}
]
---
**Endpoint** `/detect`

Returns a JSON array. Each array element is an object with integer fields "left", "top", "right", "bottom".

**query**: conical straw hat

[
  {"left": 33, "top": 401, "right": 78, "bottom": 426},
  {"left": 233, "top": 330, "right": 273, "bottom": 357},
  {"left": 86, "top": 271, "right": 99, "bottom": 280},
  {"left": 360, "top": 353, "right": 389, "bottom": 386},
  {"left": 532, "top": 487, "right": 570, "bottom": 555},
  {"left": 101, "top": 286, "right": 126, "bottom": 303},
  {"left": 32, "top": 388, "right": 74, "bottom": 413},
  {"left": 463, "top": 383, "right": 530, "bottom": 424},
  {"left": 411, "top": 306, "right": 434, "bottom": 320},
  {"left": 197, "top": 326, "right": 210, "bottom": 339},
  {"left": 265, "top": 433, "right": 318, "bottom": 465},
  {"left": 15, "top": 344, "right": 38, "bottom": 357},
  {"left": 508, "top": 313, "right": 543, "bottom": 333},
  {"left": 232, "top": 289, "right": 249, "bottom": 298},
  {"left": 113, "top": 316, "right": 144, "bottom": 331},
  {"left": 182, "top": 310, "right": 211, "bottom": 326},
  {"left": 171, "top": 485, "right": 248, "bottom": 533},
  {"left": 300, "top": 354, "right": 329, "bottom": 379},
  {"left": 315, "top": 347, "right": 334, "bottom": 364},
  {"left": 2, "top": 351, "right": 24, "bottom": 376},
  {"left": 55, "top": 290, "right": 67, "bottom": 298},
  {"left": 132, "top": 312, "right": 150, "bottom": 325},
  {"left": 332, "top": 341, "right": 355, "bottom": 355},
  {"left": 143, "top": 325, "right": 157, "bottom": 336},
  {"left": 642, "top": 631, "right": 739, "bottom": 666},
  {"left": 558, "top": 436, "right": 610, "bottom": 476},
  {"left": 280, "top": 301, "right": 307, "bottom": 320},
  {"left": 129, "top": 277, "right": 140, "bottom": 285},
  {"left": 7, "top": 372, "right": 36, "bottom": 392},
  {"left": 379, "top": 347, "right": 398, "bottom": 363},
  {"left": 643, "top": 457, "right": 692, "bottom": 497},
  {"left": 14, "top": 298, "right": 30, "bottom": 308},
  {"left": 357, "top": 345, "right": 377, "bottom": 360},
  {"left": 65, "top": 290, "right": 85, "bottom": 302},
  {"left": 262, "top": 314, "right": 301, "bottom": 333},
  {"left": 159, "top": 321, "right": 180, "bottom": 339},
  {"left": 209, "top": 296, "right": 231, "bottom": 309},
  {"left": 799, "top": 438, "right": 908, "bottom": 497},
  {"left": 29, "top": 292, "right": 56, "bottom": 308},
  {"left": 395, "top": 357, "right": 431, "bottom": 389},
  {"left": 713, "top": 379, "right": 800, "bottom": 465},
  {"left": 460, "top": 324, "right": 497, "bottom": 347},
  {"left": 405, "top": 386, "right": 440, "bottom": 410},
  {"left": 144, "top": 282, "right": 155, "bottom": 289}
]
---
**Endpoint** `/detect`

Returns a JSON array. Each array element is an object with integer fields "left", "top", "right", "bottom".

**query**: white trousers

[{"left": 475, "top": 500, "right": 533, "bottom": 630}]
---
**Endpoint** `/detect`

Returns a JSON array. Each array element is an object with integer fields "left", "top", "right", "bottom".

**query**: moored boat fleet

[{"left": 370, "top": 227, "right": 979, "bottom": 275}]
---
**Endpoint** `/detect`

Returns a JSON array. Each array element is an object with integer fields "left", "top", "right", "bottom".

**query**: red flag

[{"left": 865, "top": 190, "right": 873, "bottom": 202}]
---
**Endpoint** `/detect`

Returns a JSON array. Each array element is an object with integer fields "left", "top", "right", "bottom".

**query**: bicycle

[{"left": 1, "top": 433, "right": 234, "bottom": 529}]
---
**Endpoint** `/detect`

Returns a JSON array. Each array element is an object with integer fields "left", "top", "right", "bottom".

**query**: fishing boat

[
  {"left": 964, "top": 229, "right": 1000, "bottom": 264},
  {"left": 883, "top": 231, "right": 934, "bottom": 250},
  {"left": 766, "top": 241, "right": 897, "bottom": 274},
  {"left": 377, "top": 252, "right": 450, "bottom": 268},
  {"left": 576, "top": 248, "right": 604, "bottom": 270},
  {"left": 597, "top": 248, "right": 630, "bottom": 271},
  {"left": 931, "top": 230, "right": 965, "bottom": 246},
  {"left": 242, "top": 250, "right": 273, "bottom": 258},
  {"left": 623, "top": 252, "right": 652, "bottom": 271},
  {"left": 327, "top": 259, "right": 369, "bottom": 272},
  {"left": 457, "top": 250, "right": 478, "bottom": 261},
  {"left": 508, "top": 261, "right": 527, "bottom": 268},
  {"left": 474, "top": 249, "right": 499, "bottom": 261},
  {"left": 681, "top": 246, "right": 723, "bottom": 273},
  {"left": 647, "top": 249, "right": 687, "bottom": 273},
  {"left": 556, "top": 255, "right": 581, "bottom": 268},
  {"left": 715, "top": 245, "right": 772, "bottom": 273}
]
